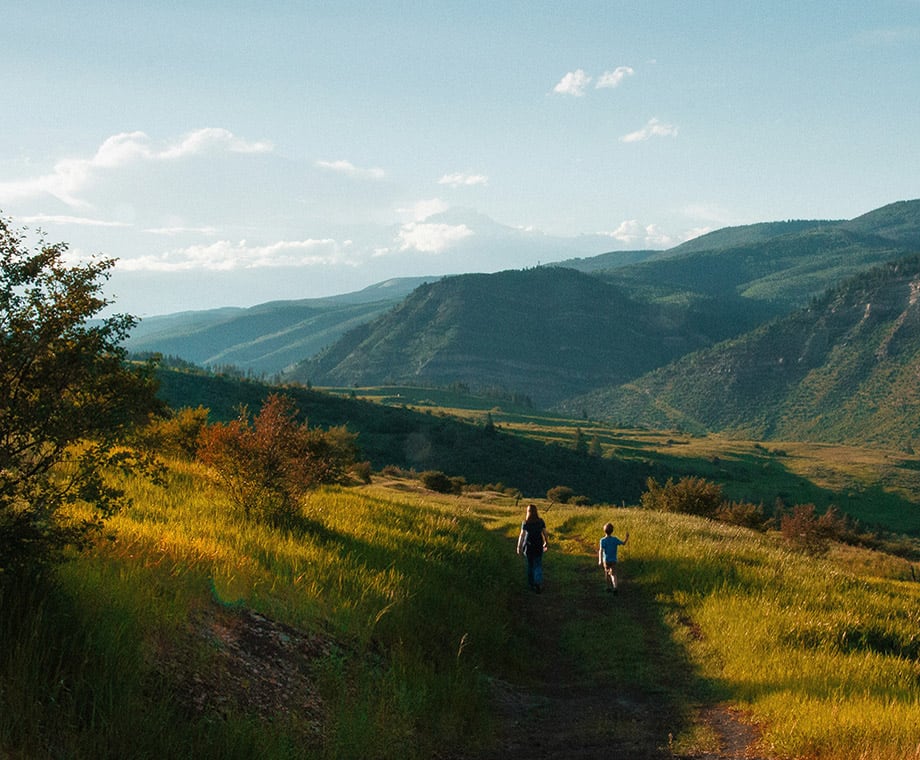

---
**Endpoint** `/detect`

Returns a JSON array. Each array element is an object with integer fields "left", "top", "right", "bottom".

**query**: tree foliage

[
  {"left": 0, "top": 217, "right": 160, "bottom": 576},
  {"left": 197, "top": 393, "right": 358, "bottom": 524}
]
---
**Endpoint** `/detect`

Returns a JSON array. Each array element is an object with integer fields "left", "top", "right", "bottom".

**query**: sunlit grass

[{"left": 4, "top": 455, "right": 918, "bottom": 759}]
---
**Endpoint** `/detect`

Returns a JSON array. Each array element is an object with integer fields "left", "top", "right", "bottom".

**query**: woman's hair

[
  {"left": 525, "top": 503, "right": 540, "bottom": 522},
  {"left": 604, "top": 522, "right": 614, "bottom": 535}
]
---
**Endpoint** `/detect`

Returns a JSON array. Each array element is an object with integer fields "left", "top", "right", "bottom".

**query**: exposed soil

[{"left": 157, "top": 605, "right": 332, "bottom": 739}]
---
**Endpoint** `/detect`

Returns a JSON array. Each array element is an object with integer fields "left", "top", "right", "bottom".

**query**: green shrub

[
  {"left": 547, "top": 485, "right": 575, "bottom": 504},
  {"left": 420, "top": 470, "right": 455, "bottom": 494},
  {"left": 640, "top": 476, "right": 724, "bottom": 517},
  {"left": 715, "top": 500, "right": 768, "bottom": 530}
]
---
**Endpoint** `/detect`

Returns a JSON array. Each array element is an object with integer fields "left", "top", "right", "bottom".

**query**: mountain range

[{"left": 131, "top": 199, "right": 920, "bottom": 449}]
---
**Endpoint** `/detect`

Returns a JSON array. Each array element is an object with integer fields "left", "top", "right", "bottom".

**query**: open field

[{"left": 325, "top": 385, "right": 920, "bottom": 537}]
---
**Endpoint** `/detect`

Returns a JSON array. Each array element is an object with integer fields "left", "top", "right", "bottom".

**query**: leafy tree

[
  {"left": 197, "top": 393, "right": 357, "bottom": 524},
  {"left": 588, "top": 435, "right": 603, "bottom": 458},
  {"left": 0, "top": 217, "right": 160, "bottom": 576}
]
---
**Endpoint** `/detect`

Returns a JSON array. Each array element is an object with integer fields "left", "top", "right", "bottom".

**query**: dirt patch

[{"left": 156, "top": 604, "right": 333, "bottom": 737}]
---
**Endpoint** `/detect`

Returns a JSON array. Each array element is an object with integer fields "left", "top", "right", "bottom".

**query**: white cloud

[
  {"left": 20, "top": 213, "right": 130, "bottom": 228},
  {"left": 620, "top": 117, "right": 679, "bottom": 143},
  {"left": 396, "top": 222, "right": 473, "bottom": 253},
  {"left": 315, "top": 159, "right": 385, "bottom": 180},
  {"left": 552, "top": 69, "right": 591, "bottom": 96},
  {"left": 596, "top": 66, "right": 634, "bottom": 88},
  {"left": 438, "top": 172, "right": 489, "bottom": 187},
  {"left": 602, "top": 220, "right": 676, "bottom": 247},
  {"left": 397, "top": 198, "right": 449, "bottom": 223},
  {"left": 117, "top": 238, "right": 344, "bottom": 272},
  {"left": 0, "top": 128, "right": 273, "bottom": 207}
]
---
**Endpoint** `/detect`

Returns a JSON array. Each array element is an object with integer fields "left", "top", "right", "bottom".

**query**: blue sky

[{"left": 2, "top": 1, "right": 918, "bottom": 315}]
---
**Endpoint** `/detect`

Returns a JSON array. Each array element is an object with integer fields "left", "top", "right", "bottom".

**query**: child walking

[{"left": 598, "top": 522, "right": 629, "bottom": 593}]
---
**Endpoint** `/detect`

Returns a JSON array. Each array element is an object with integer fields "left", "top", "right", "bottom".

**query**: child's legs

[{"left": 605, "top": 561, "right": 618, "bottom": 587}]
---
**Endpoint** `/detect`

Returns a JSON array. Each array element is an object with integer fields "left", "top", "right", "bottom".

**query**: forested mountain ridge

[
  {"left": 285, "top": 266, "right": 773, "bottom": 406},
  {"left": 561, "top": 253, "right": 920, "bottom": 450},
  {"left": 287, "top": 201, "right": 920, "bottom": 409}
]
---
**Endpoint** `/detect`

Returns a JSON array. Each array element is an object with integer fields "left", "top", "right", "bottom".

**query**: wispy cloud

[
  {"left": 438, "top": 172, "right": 489, "bottom": 187},
  {"left": 145, "top": 225, "right": 221, "bottom": 236},
  {"left": 552, "top": 69, "right": 591, "bottom": 96},
  {"left": 20, "top": 213, "right": 130, "bottom": 228},
  {"left": 620, "top": 118, "right": 679, "bottom": 143},
  {"left": 315, "top": 159, "right": 385, "bottom": 180},
  {"left": 596, "top": 66, "right": 634, "bottom": 88},
  {"left": 854, "top": 26, "right": 920, "bottom": 47},
  {"left": 0, "top": 128, "right": 273, "bottom": 207},
  {"left": 395, "top": 222, "right": 473, "bottom": 253},
  {"left": 117, "top": 238, "right": 344, "bottom": 272}
]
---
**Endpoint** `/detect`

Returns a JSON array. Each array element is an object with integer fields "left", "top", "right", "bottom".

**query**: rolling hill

[
  {"left": 562, "top": 253, "right": 920, "bottom": 450},
  {"left": 124, "top": 277, "right": 436, "bottom": 374},
  {"left": 285, "top": 266, "right": 774, "bottom": 406},
  {"left": 129, "top": 200, "right": 920, "bottom": 437}
]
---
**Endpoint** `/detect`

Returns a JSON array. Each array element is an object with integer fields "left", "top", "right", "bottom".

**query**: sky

[{"left": 1, "top": 1, "right": 919, "bottom": 317}]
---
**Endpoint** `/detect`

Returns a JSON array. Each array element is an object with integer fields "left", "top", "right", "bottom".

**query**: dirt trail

[{"left": 469, "top": 528, "right": 767, "bottom": 760}]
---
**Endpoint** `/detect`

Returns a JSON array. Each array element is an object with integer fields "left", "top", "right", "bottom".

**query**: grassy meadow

[
  {"left": 342, "top": 385, "right": 920, "bottom": 536},
  {"left": 2, "top": 456, "right": 919, "bottom": 758}
]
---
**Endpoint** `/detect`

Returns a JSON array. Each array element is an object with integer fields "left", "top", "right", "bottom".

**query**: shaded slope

[
  {"left": 564, "top": 254, "right": 920, "bottom": 449},
  {"left": 155, "top": 368, "right": 653, "bottom": 503},
  {"left": 287, "top": 267, "right": 770, "bottom": 406}
]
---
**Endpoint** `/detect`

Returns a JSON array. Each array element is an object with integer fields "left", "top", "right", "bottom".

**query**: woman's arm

[{"left": 516, "top": 529, "right": 526, "bottom": 554}]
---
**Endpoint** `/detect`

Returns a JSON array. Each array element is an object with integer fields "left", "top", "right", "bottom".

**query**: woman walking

[{"left": 516, "top": 503, "right": 549, "bottom": 593}]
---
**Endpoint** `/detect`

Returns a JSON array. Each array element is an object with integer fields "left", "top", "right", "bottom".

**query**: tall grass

[
  {"left": 554, "top": 507, "right": 920, "bottom": 759},
  {"left": 1, "top": 461, "right": 521, "bottom": 758},
  {"left": 3, "top": 461, "right": 918, "bottom": 759}
]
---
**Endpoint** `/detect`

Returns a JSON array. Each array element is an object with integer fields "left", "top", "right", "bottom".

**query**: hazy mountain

[
  {"left": 561, "top": 253, "right": 920, "bottom": 450},
  {"left": 125, "top": 277, "right": 436, "bottom": 373}
]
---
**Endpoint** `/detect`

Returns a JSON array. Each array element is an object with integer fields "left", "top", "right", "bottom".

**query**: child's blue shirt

[{"left": 600, "top": 535, "right": 626, "bottom": 563}]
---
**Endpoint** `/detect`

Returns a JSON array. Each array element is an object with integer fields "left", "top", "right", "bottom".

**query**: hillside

[
  {"left": 285, "top": 267, "right": 772, "bottom": 406},
  {"left": 564, "top": 254, "right": 920, "bottom": 450},
  {"left": 287, "top": 200, "right": 920, "bottom": 408},
  {"left": 155, "top": 368, "right": 652, "bottom": 503},
  {"left": 124, "top": 277, "right": 436, "bottom": 374}
]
